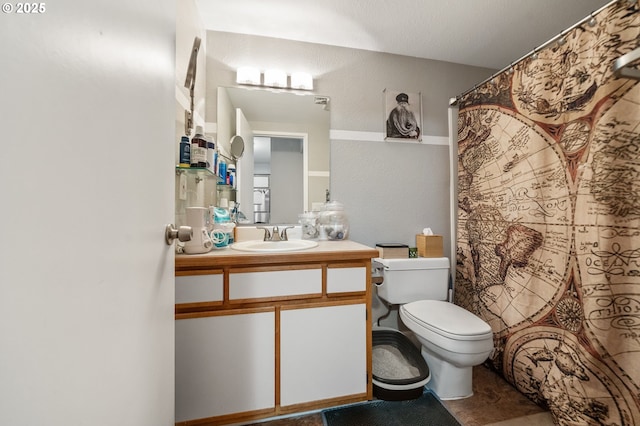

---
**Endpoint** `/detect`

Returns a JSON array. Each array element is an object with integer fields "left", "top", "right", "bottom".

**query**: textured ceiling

[{"left": 196, "top": 0, "right": 611, "bottom": 70}]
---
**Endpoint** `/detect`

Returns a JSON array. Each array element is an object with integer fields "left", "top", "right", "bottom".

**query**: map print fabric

[{"left": 455, "top": 3, "right": 639, "bottom": 425}]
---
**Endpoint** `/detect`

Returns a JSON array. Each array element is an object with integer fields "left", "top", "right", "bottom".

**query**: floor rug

[{"left": 322, "top": 392, "right": 461, "bottom": 426}]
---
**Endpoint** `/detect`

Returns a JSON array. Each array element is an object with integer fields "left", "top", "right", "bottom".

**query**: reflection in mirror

[{"left": 217, "top": 86, "right": 330, "bottom": 225}]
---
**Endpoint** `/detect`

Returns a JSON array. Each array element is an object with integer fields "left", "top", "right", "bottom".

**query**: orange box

[{"left": 416, "top": 235, "right": 443, "bottom": 257}]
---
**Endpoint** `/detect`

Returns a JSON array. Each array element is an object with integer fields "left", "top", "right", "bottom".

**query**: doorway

[{"left": 253, "top": 134, "right": 305, "bottom": 224}]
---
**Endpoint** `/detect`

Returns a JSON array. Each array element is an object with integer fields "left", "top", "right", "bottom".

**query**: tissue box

[{"left": 416, "top": 235, "right": 443, "bottom": 257}]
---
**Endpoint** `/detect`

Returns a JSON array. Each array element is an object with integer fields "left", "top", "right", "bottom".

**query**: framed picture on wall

[{"left": 384, "top": 89, "right": 422, "bottom": 142}]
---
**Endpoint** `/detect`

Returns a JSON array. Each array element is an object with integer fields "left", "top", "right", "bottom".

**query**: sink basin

[{"left": 231, "top": 239, "right": 319, "bottom": 252}]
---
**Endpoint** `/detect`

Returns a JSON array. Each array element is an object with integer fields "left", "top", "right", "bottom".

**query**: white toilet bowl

[{"left": 400, "top": 300, "right": 494, "bottom": 400}]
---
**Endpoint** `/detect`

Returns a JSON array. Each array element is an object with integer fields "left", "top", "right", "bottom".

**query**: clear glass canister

[
  {"left": 298, "top": 211, "right": 319, "bottom": 240},
  {"left": 318, "top": 201, "right": 349, "bottom": 240}
]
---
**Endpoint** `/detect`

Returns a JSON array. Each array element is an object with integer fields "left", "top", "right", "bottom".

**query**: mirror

[
  {"left": 230, "top": 135, "right": 245, "bottom": 159},
  {"left": 217, "top": 86, "right": 330, "bottom": 224}
]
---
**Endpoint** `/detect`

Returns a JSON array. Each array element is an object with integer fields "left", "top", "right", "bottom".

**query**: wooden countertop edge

[{"left": 175, "top": 243, "right": 380, "bottom": 271}]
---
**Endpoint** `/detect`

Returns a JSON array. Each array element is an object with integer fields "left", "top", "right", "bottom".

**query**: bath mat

[{"left": 322, "top": 392, "right": 461, "bottom": 426}]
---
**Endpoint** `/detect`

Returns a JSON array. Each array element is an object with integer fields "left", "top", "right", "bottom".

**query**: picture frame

[{"left": 384, "top": 89, "right": 422, "bottom": 142}]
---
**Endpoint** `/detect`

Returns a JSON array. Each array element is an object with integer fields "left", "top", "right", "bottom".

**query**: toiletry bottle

[
  {"left": 228, "top": 165, "right": 236, "bottom": 188},
  {"left": 179, "top": 136, "right": 190, "bottom": 167},
  {"left": 190, "top": 126, "right": 207, "bottom": 168},
  {"left": 218, "top": 161, "right": 227, "bottom": 184},
  {"left": 206, "top": 136, "right": 215, "bottom": 172}
]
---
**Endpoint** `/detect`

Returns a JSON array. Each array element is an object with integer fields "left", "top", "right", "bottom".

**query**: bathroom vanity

[{"left": 175, "top": 240, "right": 379, "bottom": 425}]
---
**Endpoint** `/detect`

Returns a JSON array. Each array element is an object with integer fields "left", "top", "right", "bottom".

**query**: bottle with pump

[{"left": 190, "top": 126, "right": 207, "bottom": 168}]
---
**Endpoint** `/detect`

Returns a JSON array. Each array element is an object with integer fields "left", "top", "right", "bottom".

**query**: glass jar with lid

[
  {"left": 317, "top": 201, "right": 349, "bottom": 240},
  {"left": 298, "top": 211, "right": 319, "bottom": 240}
]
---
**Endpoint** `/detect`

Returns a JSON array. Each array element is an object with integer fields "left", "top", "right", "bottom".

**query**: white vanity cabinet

[
  {"left": 280, "top": 302, "right": 367, "bottom": 407},
  {"left": 175, "top": 241, "right": 379, "bottom": 426}
]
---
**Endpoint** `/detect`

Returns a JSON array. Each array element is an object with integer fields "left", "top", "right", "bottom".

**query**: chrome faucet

[
  {"left": 258, "top": 226, "right": 293, "bottom": 241},
  {"left": 271, "top": 226, "right": 284, "bottom": 241}
]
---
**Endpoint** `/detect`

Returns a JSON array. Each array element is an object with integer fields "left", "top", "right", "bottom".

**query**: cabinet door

[
  {"left": 280, "top": 303, "right": 367, "bottom": 406},
  {"left": 175, "top": 311, "right": 275, "bottom": 422}
]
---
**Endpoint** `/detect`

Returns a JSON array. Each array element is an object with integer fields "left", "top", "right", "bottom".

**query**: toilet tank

[{"left": 373, "top": 257, "right": 450, "bottom": 304}]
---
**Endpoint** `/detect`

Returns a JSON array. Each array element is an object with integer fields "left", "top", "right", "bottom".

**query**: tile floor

[
  {"left": 247, "top": 364, "right": 555, "bottom": 426},
  {"left": 441, "top": 365, "right": 554, "bottom": 426}
]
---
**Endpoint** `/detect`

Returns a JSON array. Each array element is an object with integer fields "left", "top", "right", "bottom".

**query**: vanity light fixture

[
  {"left": 290, "top": 72, "right": 313, "bottom": 90},
  {"left": 236, "top": 67, "right": 261, "bottom": 86},
  {"left": 236, "top": 68, "right": 314, "bottom": 91},
  {"left": 263, "top": 69, "right": 288, "bottom": 88}
]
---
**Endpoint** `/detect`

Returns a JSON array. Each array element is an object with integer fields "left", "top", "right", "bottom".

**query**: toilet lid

[{"left": 402, "top": 300, "right": 492, "bottom": 340}]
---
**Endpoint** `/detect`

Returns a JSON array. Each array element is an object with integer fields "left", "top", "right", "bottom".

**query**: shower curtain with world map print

[{"left": 455, "top": 2, "right": 639, "bottom": 424}]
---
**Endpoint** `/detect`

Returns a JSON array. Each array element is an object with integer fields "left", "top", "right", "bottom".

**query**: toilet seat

[
  {"left": 399, "top": 301, "right": 494, "bottom": 400},
  {"left": 400, "top": 300, "right": 493, "bottom": 346}
]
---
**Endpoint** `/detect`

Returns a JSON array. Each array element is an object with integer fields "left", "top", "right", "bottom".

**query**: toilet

[{"left": 373, "top": 257, "right": 494, "bottom": 400}]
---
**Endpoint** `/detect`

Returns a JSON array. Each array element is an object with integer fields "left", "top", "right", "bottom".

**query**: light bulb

[{"left": 236, "top": 67, "right": 260, "bottom": 85}]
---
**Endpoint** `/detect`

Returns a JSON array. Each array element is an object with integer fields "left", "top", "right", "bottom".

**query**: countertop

[{"left": 176, "top": 240, "right": 380, "bottom": 271}]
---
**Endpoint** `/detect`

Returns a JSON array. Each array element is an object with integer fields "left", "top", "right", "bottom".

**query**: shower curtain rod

[{"left": 450, "top": 0, "right": 630, "bottom": 106}]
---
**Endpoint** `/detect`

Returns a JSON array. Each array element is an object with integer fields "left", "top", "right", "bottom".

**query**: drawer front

[
  {"left": 327, "top": 266, "right": 367, "bottom": 294},
  {"left": 175, "top": 274, "right": 223, "bottom": 304},
  {"left": 229, "top": 268, "right": 322, "bottom": 300}
]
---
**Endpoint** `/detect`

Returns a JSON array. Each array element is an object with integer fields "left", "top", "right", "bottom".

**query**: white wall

[
  {"left": 0, "top": 1, "right": 176, "bottom": 424},
  {"left": 175, "top": 0, "right": 209, "bottom": 226},
  {"left": 176, "top": 0, "right": 207, "bottom": 144}
]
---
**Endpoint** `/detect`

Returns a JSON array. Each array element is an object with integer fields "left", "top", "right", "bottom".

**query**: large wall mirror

[{"left": 217, "top": 86, "right": 330, "bottom": 225}]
